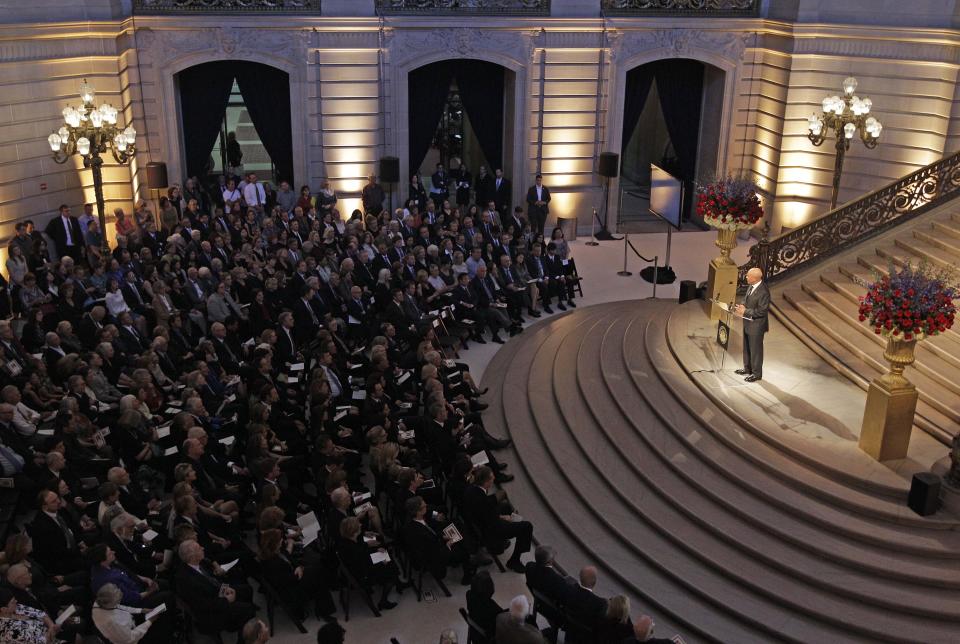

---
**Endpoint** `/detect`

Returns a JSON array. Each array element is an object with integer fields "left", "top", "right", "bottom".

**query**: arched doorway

[
  {"left": 407, "top": 59, "right": 516, "bottom": 209},
  {"left": 618, "top": 58, "right": 725, "bottom": 228},
  {"left": 176, "top": 61, "right": 294, "bottom": 185}
]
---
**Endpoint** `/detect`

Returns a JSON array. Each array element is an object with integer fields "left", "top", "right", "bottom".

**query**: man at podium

[{"left": 734, "top": 268, "right": 770, "bottom": 382}]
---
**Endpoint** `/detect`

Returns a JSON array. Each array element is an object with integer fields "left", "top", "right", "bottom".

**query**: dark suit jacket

[
  {"left": 274, "top": 327, "right": 298, "bottom": 366},
  {"left": 45, "top": 215, "right": 84, "bottom": 255},
  {"left": 565, "top": 585, "right": 607, "bottom": 628},
  {"left": 526, "top": 185, "right": 551, "bottom": 218},
  {"left": 525, "top": 561, "right": 573, "bottom": 606},
  {"left": 469, "top": 275, "right": 500, "bottom": 310},
  {"left": 493, "top": 178, "right": 512, "bottom": 212},
  {"left": 174, "top": 562, "right": 234, "bottom": 628},
  {"left": 466, "top": 588, "right": 505, "bottom": 639},
  {"left": 742, "top": 282, "right": 771, "bottom": 335},
  {"left": 27, "top": 511, "right": 84, "bottom": 574}
]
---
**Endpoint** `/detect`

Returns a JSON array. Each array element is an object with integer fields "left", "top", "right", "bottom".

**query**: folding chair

[
  {"left": 259, "top": 575, "right": 308, "bottom": 634},
  {"left": 459, "top": 606, "right": 492, "bottom": 644},
  {"left": 566, "top": 258, "right": 584, "bottom": 298},
  {"left": 336, "top": 552, "right": 382, "bottom": 621}
]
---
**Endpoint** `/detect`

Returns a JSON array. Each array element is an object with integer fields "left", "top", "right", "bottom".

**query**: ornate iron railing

[
  {"left": 738, "top": 150, "right": 960, "bottom": 286},
  {"left": 133, "top": 0, "right": 319, "bottom": 13},
  {"left": 376, "top": 0, "right": 550, "bottom": 15},
  {"left": 602, "top": 0, "right": 758, "bottom": 16}
]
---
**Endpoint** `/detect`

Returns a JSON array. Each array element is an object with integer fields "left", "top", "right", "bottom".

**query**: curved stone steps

[
  {"left": 781, "top": 288, "right": 959, "bottom": 442},
  {"left": 521, "top": 305, "right": 819, "bottom": 642},
  {"left": 561, "top": 305, "right": 960, "bottom": 624},
  {"left": 496, "top": 305, "right": 753, "bottom": 643},
  {"left": 483, "top": 301, "right": 960, "bottom": 642}
]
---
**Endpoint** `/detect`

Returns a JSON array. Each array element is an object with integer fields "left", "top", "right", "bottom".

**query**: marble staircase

[
  {"left": 481, "top": 299, "right": 960, "bottom": 643},
  {"left": 775, "top": 206, "right": 960, "bottom": 446}
]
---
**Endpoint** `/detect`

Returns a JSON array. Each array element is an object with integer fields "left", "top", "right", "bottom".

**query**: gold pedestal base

[
  {"left": 707, "top": 259, "right": 738, "bottom": 320},
  {"left": 858, "top": 378, "right": 917, "bottom": 461}
]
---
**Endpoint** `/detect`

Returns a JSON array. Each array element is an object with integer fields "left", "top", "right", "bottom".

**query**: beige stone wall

[{"left": 6, "top": 9, "right": 960, "bottom": 254}]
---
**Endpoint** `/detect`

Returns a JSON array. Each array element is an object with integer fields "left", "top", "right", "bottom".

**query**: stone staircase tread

[
  {"left": 656, "top": 303, "right": 960, "bottom": 533},
  {"left": 802, "top": 281, "right": 960, "bottom": 378},
  {"left": 496, "top": 308, "right": 761, "bottom": 643},
  {"left": 578, "top": 305, "right": 960, "bottom": 600},
  {"left": 914, "top": 229, "right": 960, "bottom": 256},
  {"left": 931, "top": 219, "right": 960, "bottom": 240},
  {"left": 782, "top": 288, "right": 960, "bottom": 431},
  {"left": 883, "top": 240, "right": 958, "bottom": 270},
  {"left": 522, "top": 311, "right": 862, "bottom": 643}
]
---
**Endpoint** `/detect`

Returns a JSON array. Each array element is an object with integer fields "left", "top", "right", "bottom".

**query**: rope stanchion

[
  {"left": 586, "top": 207, "right": 599, "bottom": 246},
  {"left": 617, "top": 235, "right": 661, "bottom": 299},
  {"left": 617, "top": 234, "right": 632, "bottom": 276}
]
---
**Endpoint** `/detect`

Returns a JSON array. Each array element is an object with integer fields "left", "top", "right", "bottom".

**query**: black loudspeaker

[
  {"left": 380, "top": 156, "right": 400, "bottom": 184},
  {"left": 598, "top": 152, "right": 620, "bottom": 179},
  {"left": 679, "top": 280, "right": 697, "bottom": 304},
  {"left": 144, "top": 162, "right": 168, "bottom": 190},
  {"left": 908, "top": 472, "right": 941, "bottom": 516}
]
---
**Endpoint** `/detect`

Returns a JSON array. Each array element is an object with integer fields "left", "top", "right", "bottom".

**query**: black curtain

[
  {"left": 235, "top": 63, "right": 295, "bottom": 185},
  {"left": 651, "top": 59, "right": 704, "bottom": 182},
  {"left": 620, "top": 63, "right": 656, "bottom": 156},
  {"left": 456, "top": 60, "right": 505, "bottom": 171},
  {"left": 408, "top": 61, "right": 458, "bottom": 176},
  {"left": 178, "top": 62, "right": 235, "bottom": 179}
]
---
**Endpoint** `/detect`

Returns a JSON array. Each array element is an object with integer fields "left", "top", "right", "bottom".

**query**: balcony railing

[
  {"left": 133, "top": 0, "right": 320, "bottom": 14},
  {"left": 376, "top": 0, "right": 550, "bottom": 16},
  {"left": 602, "top": 0, "right": 758, "bottom": 16},
  {"left": 738, "top": 150, "right": 960, "bottom": 287}
]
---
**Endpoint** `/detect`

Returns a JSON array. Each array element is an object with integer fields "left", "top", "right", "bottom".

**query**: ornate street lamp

[
  {"left": 807, "top": 76, "right": 882, "bottom": 210},
  {"left": 48, "top": 78, "right": 136, "bottom": 265}
]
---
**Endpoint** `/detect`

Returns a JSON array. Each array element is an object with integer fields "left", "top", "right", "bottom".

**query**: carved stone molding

[
  {"left": 385, "top": 27, "right": 542, "bottom": 67},
  {"left": 0, "top": 38, "right": 117, "bottom": 64},
  {"left": 602, "top": 0, "right": 757, "bottom": 15},
  {"left": 314, "top": 31, "right": 380, "bottom": 50},
  {"left": 608, "top": 28, "right": 750, "bottom": 63},
  {"left": 136, "top": 26, "right": 310, "bottom": 73}
]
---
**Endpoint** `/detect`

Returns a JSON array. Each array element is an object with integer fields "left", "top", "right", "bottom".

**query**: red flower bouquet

[
  {"left": 695, "top": 176, "right": 764, "bottom": 231},
  {"left": 858, "top": 262, "right": 957, "bottom": 342}
]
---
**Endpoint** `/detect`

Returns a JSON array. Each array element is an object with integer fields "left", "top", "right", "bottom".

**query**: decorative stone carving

[
  {"left": 134, "top": 0, "right": 319, "bottom": 13},
  {"left": 376, "top": 0, "right": 549, "bottom": 14},
  {"left": 608, "top": 28, "right": 750, "bottom": 62},
  {"left": 386, "top": 27, "right": 541, "bottom": 67},
  {"left": 136, "top": 26, "right": 310, "bottom": 71},
  {"left": 602, "top": 0, "right": 756, "bottom": 13}
]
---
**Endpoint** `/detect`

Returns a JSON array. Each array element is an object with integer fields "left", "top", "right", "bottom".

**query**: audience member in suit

[
  {"left": 256, "top": 528, "right": 336, "bottom": 621},
  {"left": 493, "top": 169, "right": 511, "bottom": 215},
  {"left": 336, "top": 516, "right": 399, "bottom": 611},
  {"left": 400, "top": 496, "right": 476, "bottom": 585},
  {"left": 27, "top": 489, "right": 87, "bottom": 575},
  {"left": 524, "top": 544, "right": 574, "bottom": 624},
  {"left": 89, "top": 543, "right": 170, "bottom": 609},
  {"left": 565, "top": 566, "right": 608, "bottom": 632},
  {"left": 461, "top": 466, "right": 532, "bottom": 573},
  {"left": 106, "top": 512, "right": 160, "bottom": 578},
  {"left": 466, "top": 570, "right": 505, "bottom": 640},
  {"left": 525, "top": 175, "right": 551, "bottom": 236},
  {"left": 494, "top": 595, "right": 545, "bottom": 644},
  {"left": 45, "top": 204, "right": 85, "bottom": 261},
  {"left": 620, "top": 614, "right": 675, "bottom": 644},
  {"left": 175, "top": 539, "right": 256, "bottom": 635}
]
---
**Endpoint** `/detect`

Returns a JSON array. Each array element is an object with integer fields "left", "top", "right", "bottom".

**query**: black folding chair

[{"left": 459, "top": 606, "right": 491, "bottom": 644}]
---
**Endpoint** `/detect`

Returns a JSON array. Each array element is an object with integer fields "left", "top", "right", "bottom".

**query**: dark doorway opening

[
  {"left": 618, "top": 58, "right": 724, "bottom": 230},
  {"left": 177, "top": 61, "right": 294, "bottom": 187},
  {"left": 408, "top": 59, "right": 512, "bottom": 203}
]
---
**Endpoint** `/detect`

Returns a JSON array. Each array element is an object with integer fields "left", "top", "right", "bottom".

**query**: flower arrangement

[
  {"left": 858, "top": 262, "right": 957, "bottom": 342},
  {"left": 695, "top": 175, "right": 764, "bottom": 230}
]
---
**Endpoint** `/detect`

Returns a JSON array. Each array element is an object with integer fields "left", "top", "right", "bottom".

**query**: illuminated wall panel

[{"left": 312, "top": 44, "right": 381, "bottom": 211}]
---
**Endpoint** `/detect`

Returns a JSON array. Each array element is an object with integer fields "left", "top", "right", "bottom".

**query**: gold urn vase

[
  {"left": 713, "top": 227, "right": 739, "bottom": 266},
  {"left": 859, "top": 334, "right": 920, "bottom": 461},
  {"left": 879, "top": 335, "right": 918, "bottom": 387},
  {"left": 706, "top": 226, "right": 739, "bottom": 319}
]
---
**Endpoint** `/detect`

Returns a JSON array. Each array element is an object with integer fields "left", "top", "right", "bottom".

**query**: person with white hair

[
  {"left": 494, "top": 594, "right": 545, "bottom": 644},
  {"left": 92, "top": 582, "right": 164, "bottom": 644},
  {"left": 438, "top": 628, "right": 458, "bottom": 644},
  {"left": 621, "top": 614, "right": 676, "bottom": 643}
]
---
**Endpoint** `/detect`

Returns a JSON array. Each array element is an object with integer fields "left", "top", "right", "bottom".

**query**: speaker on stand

[
  {"left": 595, "top": 152, "right": 621, "bottom": 241},
  {"left": 144, "top": 162, "right": 168, "bottom": 229},
  {"left": 380, "top": 156, "right": 400, "bottom": 214}
]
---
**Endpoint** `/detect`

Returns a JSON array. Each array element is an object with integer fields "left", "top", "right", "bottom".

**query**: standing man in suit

[
  {"left": 430, "top": 163, "right": 450, "bottom": 210},
  {"left": 493, "top": 168, "right": 511, "bottom": 215},
  {"left": 735, "top": 267, "right": 770, "bottom": 383},
  {"left": 45, "top": 204, "right": 85, "bottom": 262},
  {"left": 476, "top": 165, "right": 494, "bottom": 209},
  {"left": 525, "top": 174, "right": 551, "bottom": 236}
]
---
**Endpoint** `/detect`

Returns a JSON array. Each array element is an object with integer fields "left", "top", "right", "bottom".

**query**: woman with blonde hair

[{"left": 597, "top": 594, "right": 634, "bottom": 642}]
